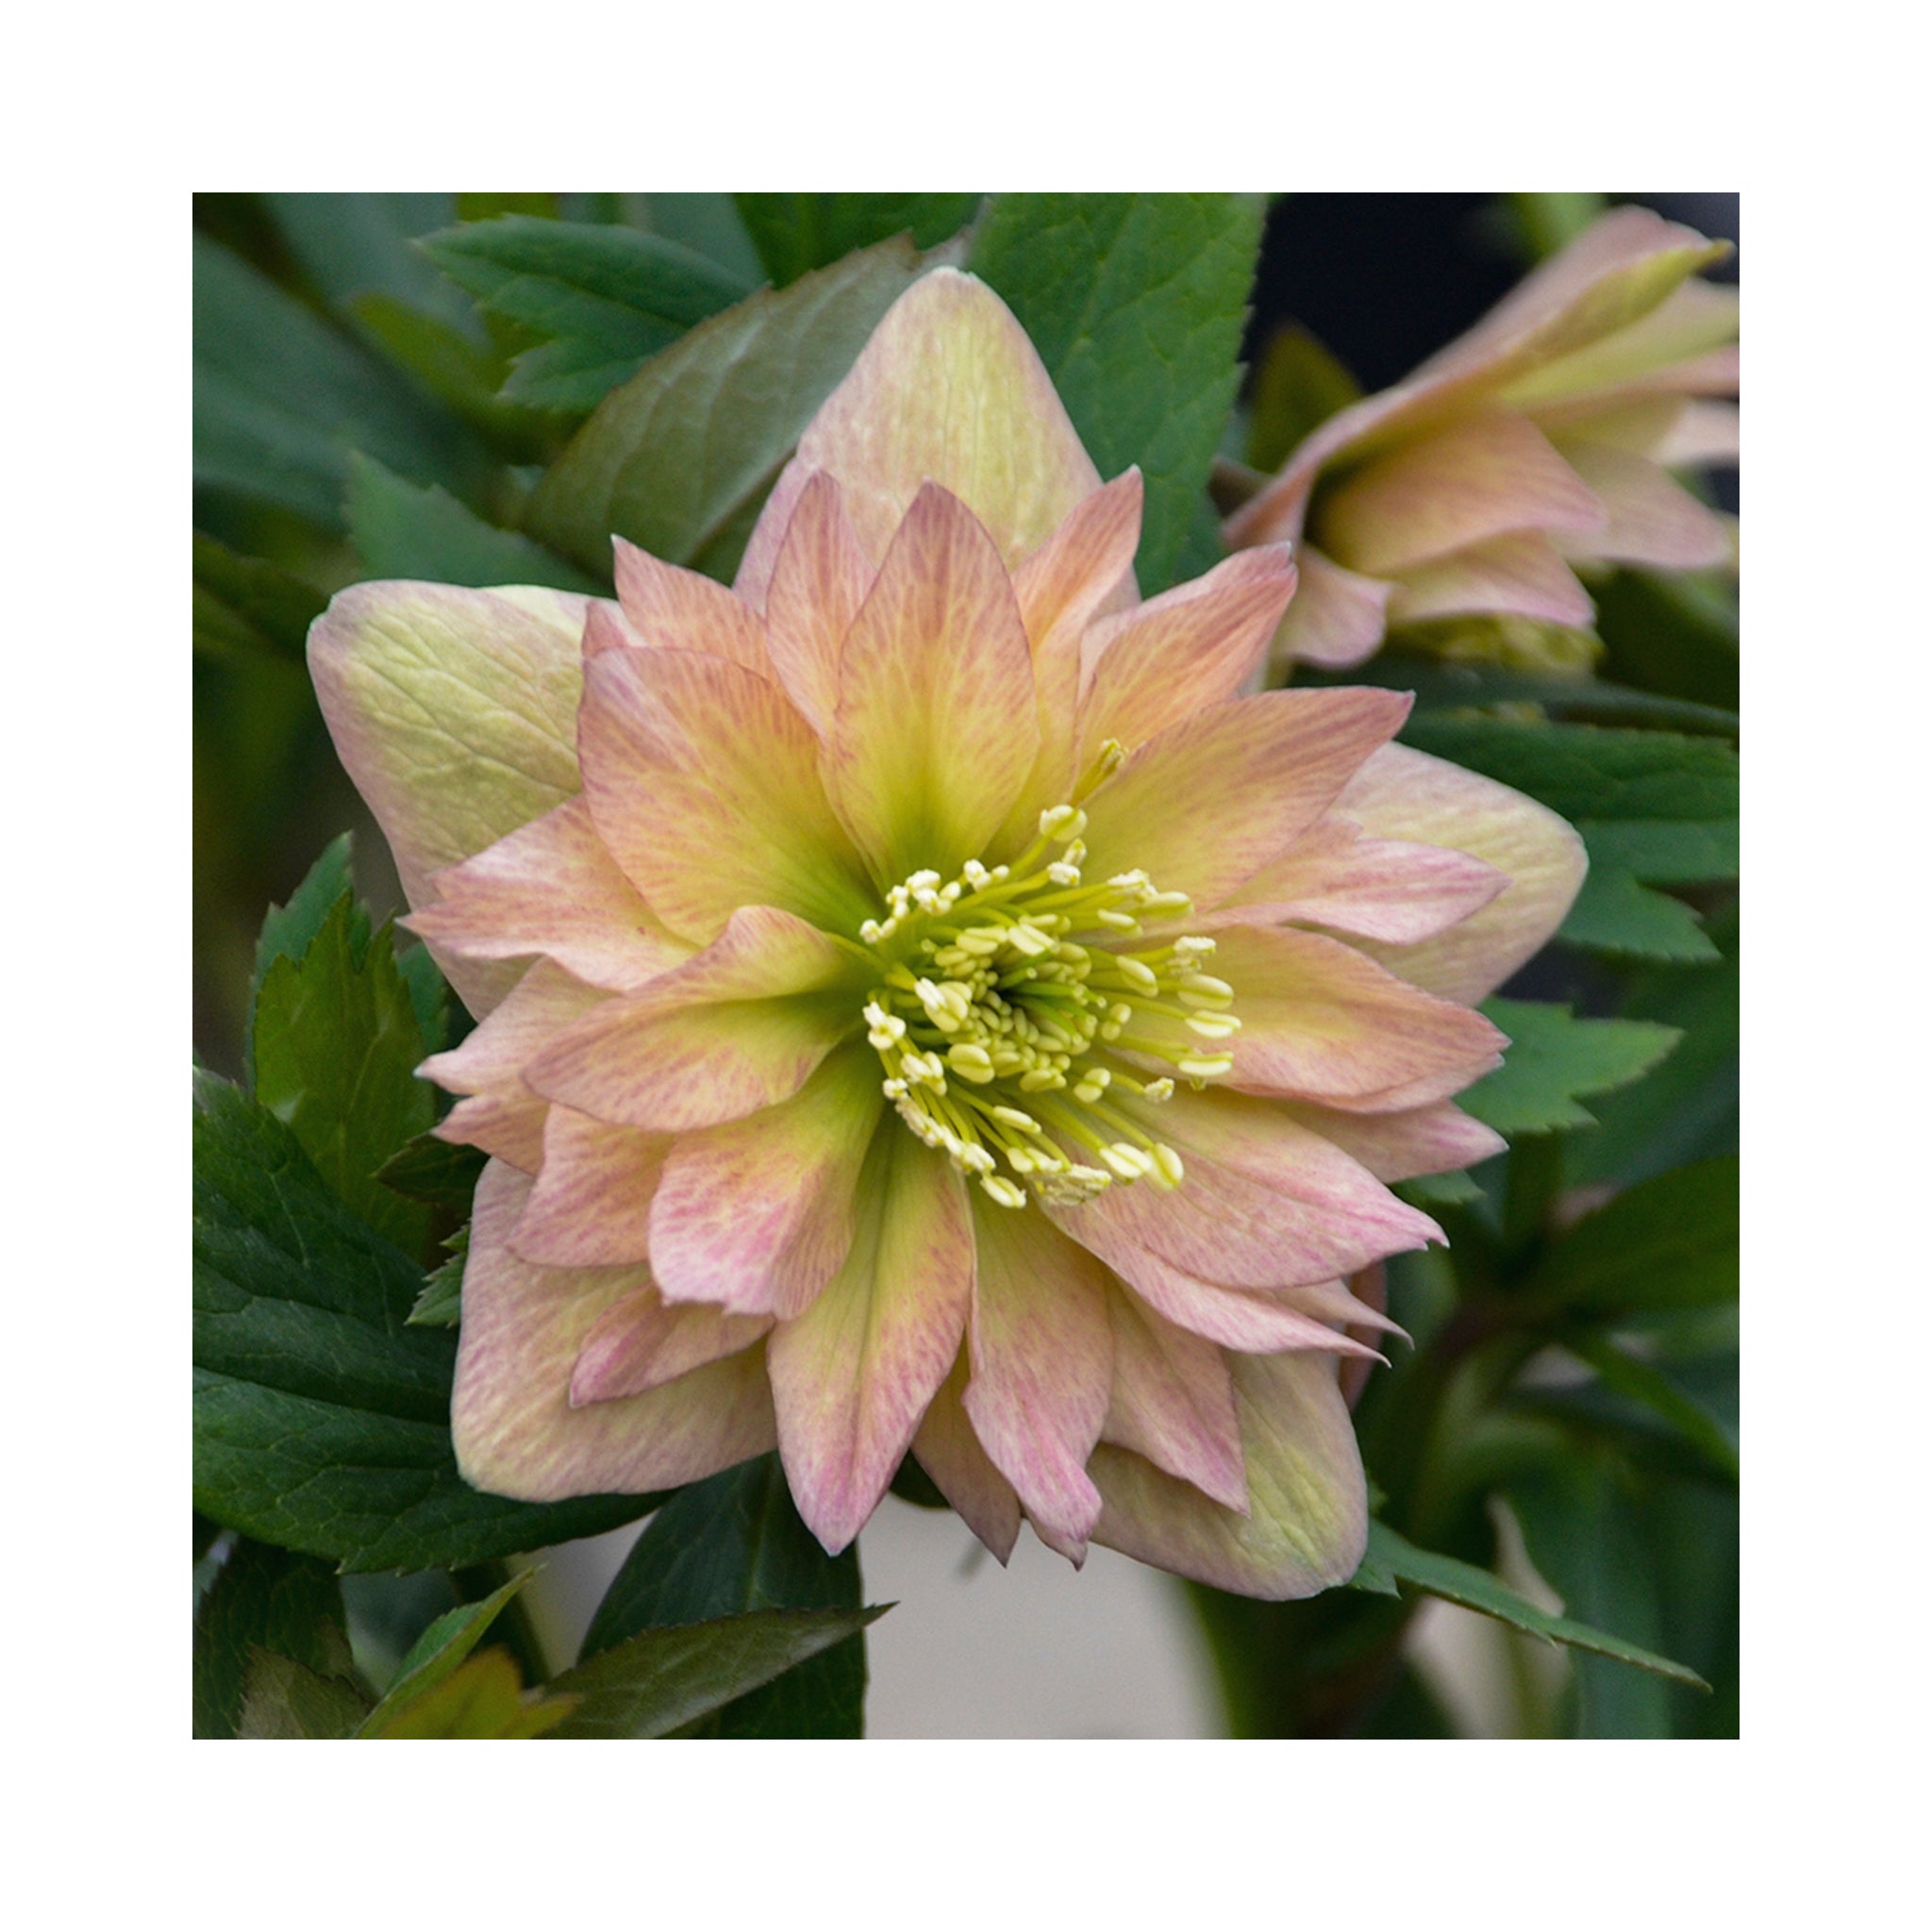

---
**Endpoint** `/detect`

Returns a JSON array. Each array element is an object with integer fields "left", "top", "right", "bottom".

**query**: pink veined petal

[
  {"left": 913, "top": 1346, "right": 1023, "bottom": 1564},
  {"left": 436, "top": 1091, "right": 548, "bottom": 1174},
  {"left": 1211, "top": 813, "right": 1507, "bottom": 944},
  {"left": 522, "top": 906, "right": 864, "bottom": 1133},
  {"left": 767, "top": 1130, "right": 974, "bottom": 1555},
  {"left": 308, "top": 581, "right": 597, "bottom": 1016},
  {"left": 576, "top": 645, "right": 875, "bottom": 943},
  {"left": 1075, "top": 544, "right": 1299, "bottom": 766},
  {"left": 1551, "top": 440, "right": 1734, "bottom": 569},
  {"left": 824, "top": 482, "right": 1041, "bottom": 887},
  {"left": 1078, "top": 688, "right": 1412, "bottom": 914},
  {"left": 1386, "top": 530, "right": 1595, "bottom": 629},
  {"left": 1318, "top": 409, "right": 1606, "bottom": 578},
  {"left": 452, "top": 1159, "right": 775, "bottom": 1501},
  {"left": 1101, "top": 1285, "right": 1248, "bottom": 1513},
  {"left": 611, "top": 538, "right": 771, "bottom": 675},
  {"left": 1089, "top": 1350, "right": 1368, "bottom": 1600},
  {"left": 762, "top": 471, "right": 874, "bottom": 737},
  {"left": 569, "top": 1289, "right": 774, "bottom": 1407},
  {"left": 1274, "top": 1097, "right": 1507, "bottom": 1183},
  {"left": 961, "top": 1194, "right": 1114, "bottom": 1561},
  {"left": 1501, "top": 277, "right": 1740, "bottom": 414},
  {"left": 1330, "top": 742, "right": 1589, "bottom": 1004},
  {"left": 646, "top": 1042, "right": 885, "bottom": 1320},
  {"left": 510, "top": 1106, "right": 673, "bottom": 1269},
  {"left": 1271, "top": 544, "right": 1395, "bottom": 670},
  {"left": 405, "top": 797, "right": 692, "bottom": 993},
  {"left": 1340, "top": 1263, "right": 1388, "bottom": 1410}
]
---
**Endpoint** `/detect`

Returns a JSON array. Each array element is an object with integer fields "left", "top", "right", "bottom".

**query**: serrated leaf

[
  {"left": 237, "top": 1649, "right": 375, "bottom": 1739},
  {"left": 408, "top": 1224, "right": 467, "bottom": 1327},
  {"left": 971, "top": 193, "right": 1265, "bottom": 592},
  {"left": 192, "top": 533, "right": 326, "bottom": 668},
  {"left": 393, "top": 940, "right": 451, "bottom": 1057},
  {"left": 525, "top": 238, "right": 932, "bottom": 582},
  {"left": 251, "top": 893, "right": 434, "bottom": 1252},
  {"left": 378, "top": 1131, "right": 487, "bottom": 1211},
  {"left": 193, "top": 1536, "right": 358, "bottom": 1740},
  {"left": 1558, "top": 865, "right": 1721, "bottom": 962},
  {"left": 1397, "top": 1168, "right": 1483, "bottom": 1208},
  {"left": 548, "top": 1607, "right": 888, "bottom": 1740},
  {"left": 735, "top": 192, "right": 982, "bottom": 286},
  {"left": 582, "top": 1454, "right": 866, "bottom": 1737},
  {"left": 1459, "top": 1000, "right": 1681, "bottom": 1138},
  {"left": 364, "top": 1647, "right": 577, "bottom": 1738},
  {"left": 245, "top": 836, "right": 357, "bottom": 1078},
  {"left": 345, "top": 452, "right": 603, "bottom": 592},
  {"left": 1525, "top": 1157, "right": 1739, "bottom": 1314},
  {"left": 192, "top": 1072, "right": 660, "bottom": 1571},
  {"left": 358, "top": 1569, "right": 533, "bottom": 1732},
  {"left": 1352, "top": 1521, "right": 1706, "bottom": 1690}
]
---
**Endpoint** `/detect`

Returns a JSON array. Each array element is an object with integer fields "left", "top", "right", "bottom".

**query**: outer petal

[
  {"left": 762, "top": 471, "right": 874, "bottom": 736},
  {"left": 612, "top": 538, "right": 771, "bottom": 675},
  {"left": 1552, "top": 440, "right": 1734, "bottom": 569},
  {"left": 577, "top": 645, "right": 876, "bottom": 942},
  {"left": 961, "top": 1196, "right": 1113, "bottom": 1560},
  {"left": 405, "top": 798, "right": 691, "bottom": 992},
  {"left": 1275, "top": 1097, "right": 1507, "bottom": 1183},
  {"left": 1271, "top": 544, "right": 1394, "bottom": 670},
  {"left": 1330, "top": 743, "right": 1589, "bottom": 1003},
  {"left": 646, "top": 1043, "right": 885, "bottom": 1319},
  {"left": 768, "top": 1131, "right": 974, "bottom": 1555},
  {"left": 1386, "top": 531, "right": 1595, "bottom": 628},
  {"left": 1089, "top": 1350, "right": 1368, "bottom": 1599},
  {"left": 569, "top": 1289, "right": 773, "bottom": 1407},
  {"left": 308, "top": 581, "right": 594, "bottom": 1014},
  {"left": 452, "top": 1160, "right": 775, "bottom": 1501},
  {"left": 1079, "top": 689, "right": 1411, "bottom": 913},
  {"left": 824, "top": 483, "right": 1041, "bottom": 885},
  {"left": 523, "top": 907, "right": 863, "bottom": 1133},
  {"left": 511, "top": 1106, "right": 671, "bottom": 1268},
  {"left": 1102, "top": 1285, "right": 1248, "bottom": 1513},
  {"left": 737, "top": 266, "right": 1103, "bottom": 598},
  {"left": 912, "top": 1346, "right": 1023, "bottom": 1564}
]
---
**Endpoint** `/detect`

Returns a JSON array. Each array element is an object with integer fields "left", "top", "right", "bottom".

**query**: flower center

[{"left": 858, "top": 799, "right": 1241, "bottom": 1210}]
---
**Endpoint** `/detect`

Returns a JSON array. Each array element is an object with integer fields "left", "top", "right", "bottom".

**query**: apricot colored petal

[
  {"left": 308, "top": 582, "right": 595, "bottom": 1015},
  {"left": 420, "top": 958, "right": 606, "bottom": 1103},
  {"left": 406, "top": 798, "right": 691, "bottom": 993},
  {"left": 436, "top": 1091, "right": 548, "bottom": 1174},
  {"left": 825, "top": 483, "right": 1041, "bottom": 885},
  {"left": 511, "top": 1106, "right": 672, "bottom": 1269},
  {"left": 1649, "top": 400, "right": 1740, "bottom": 468},
  {"left": 452, "top": 1160, "right": 775, "bottom": 1502},
  {"left": 646, "top": 1043, "right": 885, "bottom": 1319},
  {"left": 1079, "top": 689, "right": 1411, "bottom": 913},
  {"left": 577, "top": 645, "right": 875, "bottom": 942},
  {"left": 1090, "top": 1351, "right": 1367, "bottom": 1600},
  {"left": 1272, "top": 544, "right": 1394, "bottom": 670},
  {"left": 1332, "top": 743, "right": 1589, "bottom": 1004},
  {"left": 962, "top": 1194, "right": 1112, "bottom": 1559},
  {"left": 762, "top": 471, "right": 874, "bottom": 736},
  {"left": 1501, "top": 277, "right": 1740, "bottom": 412},
  {"left": 570, "top": 1289, "right": 773, "bottom": 1407},
  {"left": 768, "top": 1132, "right": 974, "bottom": 1554},
  {"left": 913, "top": 1347, "right": 1023, "bottom": 1564},
  {"left": 1387, "top": 531, "right": 1595, "bottom": 628},
  {"left": 1320, "top": 410, "right": 1605, "bottom": 577},
  {"left": 1214, "top": 813, "right": 1507, "bottom": 944},
  {"left": 1102, "top": 1286, "right": 1247, "bottom": 1513},
  {"left": 612, "top": 538, "right": 771, "bottom": 675},
  {"left": 1276, "top": 1097, "right": 1507, "bottom": 1183},
  {"left": 524, "top": 906, "right": 861, "bottom": 1133},
  {"left": 1552, "top": 441, "right": 1733, "bottom": 569}
]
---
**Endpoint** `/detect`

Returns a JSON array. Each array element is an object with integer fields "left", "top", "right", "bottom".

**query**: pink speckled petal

[
  {"left": 511, "top": 1105, "right": 672, "bottom": 1269},
  {"left": 569, "top": 1289, "right": 773, "bottom": 1407},
  {"left": 762, "top": 471, "right": 874, "bottom": 736},
  {"left": 1102, "top": 1285, "right": 1247, "bottom": 1512},
  {"left": 612, "top": 538, "right": 771, "bottom": 675}
]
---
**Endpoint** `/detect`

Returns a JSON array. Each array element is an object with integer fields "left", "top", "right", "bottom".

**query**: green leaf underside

[
  {"left": 192, "top": 1073, "right": 659, "bottom": 1571},
  {"left": 547, "top": 1607, "right": 888, "bottom": 1740},
  {"left": 525, "top": 237, "right": 933, "bottom": 583},
  {"left": 193, "top": 1538, "right": 357, "bottom": 1740},
  {"left": 735, "top": 193, "right": 982, "bottom": 287},
  {"left": 357, "top": 1569, "right": 534, "bottom": 1733},
  {"left": 972, "top": 192, "right": 1266, "bottom": 594},
  {"left": 1459, "top": 1000, "right": 1681, "bottom": 1137},
  {"left": 583, "top": 1455, "right": 866, "bottom": 1738},
  {"left": 1350, "top": 1522, "right": 1707, "bottom": 1689}
]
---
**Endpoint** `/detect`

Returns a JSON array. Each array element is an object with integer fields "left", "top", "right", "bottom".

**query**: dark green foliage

[{"left": 736, "top": 192, "right": 981, "bottom": 285}]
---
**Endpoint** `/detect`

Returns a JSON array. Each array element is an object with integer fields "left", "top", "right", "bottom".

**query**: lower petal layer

[
  {"left": 1553, "top": 439, "right": 1733, "bottom": 569},
  {"left": 912, "top": 1346, "right": 1023, "bottom": 1564},
  {"left": 511, "top": 1106, "right": 672, "bottom": 1268},
  {"left": 1275, "top": 1097, "right": 1506, "bottom": 1183},
  {"left": 1102, "top": 1285, "right": 1248, "bottom": 1512},
  {"left": 1272, "top": 545, "right": 1392, "bottom": 670},
  {"left": 1387, "top": 530, "right": 1594, "bottom": 628},
  {"left": 569, "top": 1289, "right": 774, "bottom": 1407},
  {"left": 452, "top": 1160, "right": 775, "bottom": 1501}
]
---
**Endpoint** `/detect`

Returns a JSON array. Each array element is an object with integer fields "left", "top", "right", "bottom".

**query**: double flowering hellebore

[
  {"left": 1225, "top": 205, "right": 1739, "bottom": 672},
  {"left": 309, "top": 269, "right": 1584, "bottom": 1598}
]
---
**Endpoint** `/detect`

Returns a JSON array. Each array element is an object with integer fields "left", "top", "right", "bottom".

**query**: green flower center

[{"left": 859, "top": 799, "right": 1241, "bottom": 1210}]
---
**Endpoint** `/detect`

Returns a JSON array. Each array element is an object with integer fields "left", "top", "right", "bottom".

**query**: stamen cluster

[{"left": 860, "top": 804, "right": 1243, "bottom": 1208}]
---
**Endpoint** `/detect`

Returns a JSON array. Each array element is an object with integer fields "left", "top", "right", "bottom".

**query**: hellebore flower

[
  {"left": 1224, "top": 206, "right": 1739, "bottom": 672},
  {"left": 309, "top": 268, "right": 1584, "bottom": 1598}
]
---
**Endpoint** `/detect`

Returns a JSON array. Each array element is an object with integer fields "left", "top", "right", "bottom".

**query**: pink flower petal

[
  {"left": 646, "top": 1043, "right": 885, "bottom": 1319},
  {"left": 420, "top": 958, "right": 607, "bottom": 1112},
  {"left": 612, "top": 538, "right": 771, "bottom": 675},
  {"left": 1275, "top": 1098, "right": 1507, "bottom": 1182},
  {"left": 1552, "top": 441, "right": 1733, "bottom": 569},
  {"left": 523, "top": 906, "right": 863, "bottom": 1133},
  {"left": 436, "top": 1091, "right": 547, "bottom": 1174},
  {"left": 913, "top": 1347, "right": 1023, "bottom": 1564},
  {"left": 1271, "top": 544, "right": 1395, "bottom": 670},
  {"left": 1102, "top": 1286, "right": 1247, "bottom": 1512},
  {"left": 768, "top": 1132, "right": 974, "bottom": 1554},
  {"left": 511, "top": 1106, "right": 672, "bottom": 1268},
  {"left": 824, "top": 483, "right": 1041, "bottom": 885},
  {"left": 762, "top": 471, "right": 874, "bottom": 736},
  {"left": 569, "top": 1288, "right": 773, "bottom": 1407},
  {"left": 576, "top": 645, "right": 875, "bottom": 943},
  {"left": 452, "top": 1160, "right": 775, "bottom": 1501},
  {"left": 1386, "top": 531, "right": 1595, "bottom": 629}
]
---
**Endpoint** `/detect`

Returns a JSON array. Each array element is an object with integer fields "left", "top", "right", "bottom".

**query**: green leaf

[
  {"left": 635, "top": 193, "right": 765, "bottom": 287},
  {"left": 1244, "top": 322, "right": 1361, "bottom": 473},
  {"left": 251, "top": 893, "right": 435, "bottom": 1252},
  {"left": 193, "top": 1537, "right": 358, "bottom": 1740},
  {"left": 735, "top": 192, "right": 981, "bottom": 286},
  {"left": 192, "top": 1072, "right": 660, "bottom": 1571},
  {"left": 420, "top": 215, "right": 756, "bottom": 413},
  {"left": 1459, "top": 1000, "right": 1681, "bottom": 1138},
  {"left": 364, "top": 1648, "right": 577, "bottom": 1737},
  {"left": 1564, "top": 1336, "right": 1739, "bottom": 1482},
  {"left": 261, "top": 192, "right": 473, "bottom": 328},
  {"left": 192, "top": 533, "right": 326, "bottom": 668},
  {"left": 357, "top": 1569, "right": 534, "bottom": 1733},
  {"left": 525, "top": 237, "right": 932, "bottom": 583},
  {"left": 548, "top": 1607, "right": 889, "bottom": 1740},
  {"left": 970, "top": 192, "right": 1265, "bottom": 592},
  {"left": 408, "top": 1224, "right": 468, "bottom": 1328},
  {"left": 377, "top": 1130, "right": 487, "bottom": 1212},
  {"left": 244, "top": 835, "right": 356, "bottom": 1078},
  {"left": 1593, "top": 566, "right": 1740, "bottom": 712},
  {"left": 237, "top": 1649, "right": 376, "bottom": 1739},
  {"left": 582, "top": 1454, "right": 866, "bottom": 1737},
  {"left": 393, "top": 940, "right": 452, "bottom": 1056},
  {"left": 344, "top": 452, "right": 604, "bottom": 592},
  {"left": 1351, "top": 1521, "right": 1706, "bottom": 1690},
  {"left": 1559, "top": 866, "right": 1720, "bottom": 962},
  {"left": 1525, "top": 1157, "right": 1739, "bottom": 1314}
]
